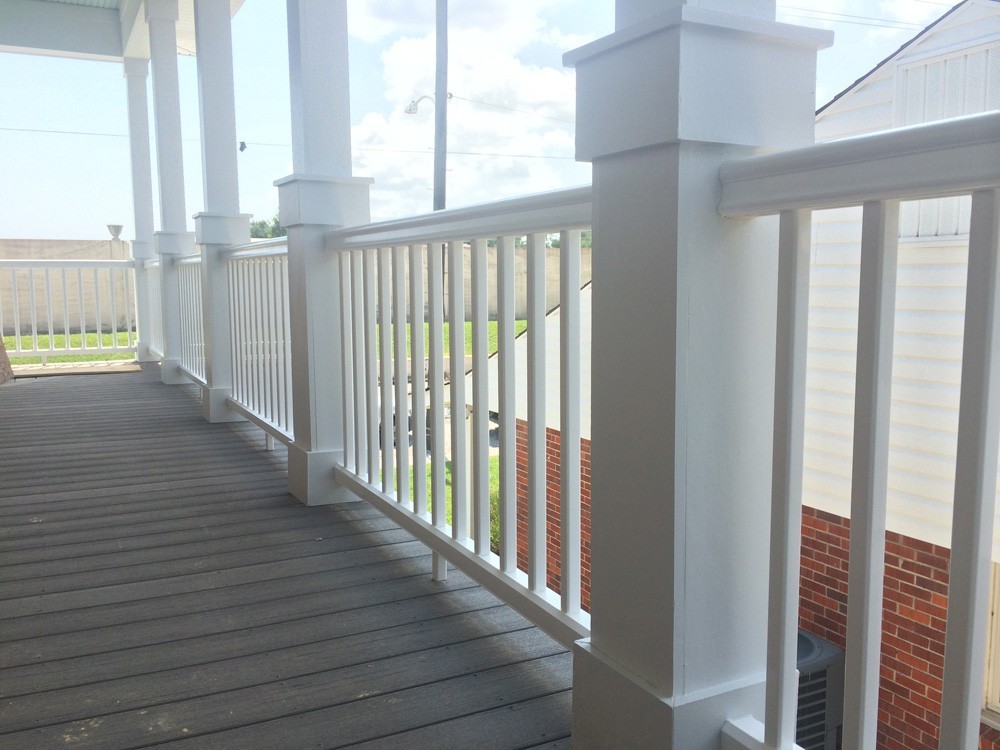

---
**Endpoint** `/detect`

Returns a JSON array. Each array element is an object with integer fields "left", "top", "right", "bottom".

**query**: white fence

[
  {"left": 223, "top": 240, "right": 293, "bottom": 441},
  {"left": 326, "top": 187, "right": 592, "bottom": 648},
  {"left": 0, "top": 259, "right": 136, "bottom": 362},
  {"left": 719, "top": 111, "right": 1000, "bottom": 749}
]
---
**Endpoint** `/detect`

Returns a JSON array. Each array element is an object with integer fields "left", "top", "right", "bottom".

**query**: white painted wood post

[
  {"left": 123, "top": 57, "right": 157, "bottom": 364},
  {"left": 843, "top": 200, "right": 899, "bottom": 749},
  {"left": 939, "top": 189, "right": 1000, "bottom": 750},
  {"left": 278, "top": 0, "right": 372, "bottom": 505},
  {"left": 765, "top": 209, "right": 812, "bottom": 749},
  {"left": 146, "top": 0, "right": 195, "bottom": 384},
  {"left": 192, "top": 0, "right": 250, "bottom": 422},
  {"left": 564, "top": 3, "right": 830, "bottom": 747}
]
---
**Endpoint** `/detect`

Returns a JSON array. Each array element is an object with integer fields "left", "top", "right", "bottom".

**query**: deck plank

[{"left": 0, "top": 367, "right": 572, "bottom": 748}]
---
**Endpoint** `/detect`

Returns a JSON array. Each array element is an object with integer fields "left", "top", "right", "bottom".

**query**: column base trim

[
  {"left": 202, "top": 386, "right": 243, "bottom": 423},
  {"left": 572, "top": 638, "right": 766, "bottom": 750},
  {"left": 159, "top": 358, "right": 186, "bottom": 385},
  {"left": 287, "top": 444, "right": 359, "bottom": 506},
  {"left": 135, "top": 342, "right": 157, "bottom": 363}
]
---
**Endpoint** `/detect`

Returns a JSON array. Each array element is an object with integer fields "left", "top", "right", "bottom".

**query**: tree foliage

[{"left": 250, "top": 213, "right": 285, "bottom": 239}]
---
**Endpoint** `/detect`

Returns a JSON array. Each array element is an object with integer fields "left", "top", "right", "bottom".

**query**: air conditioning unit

[{"left": 797, "top": 630, "right": 845, "bottom": 750}]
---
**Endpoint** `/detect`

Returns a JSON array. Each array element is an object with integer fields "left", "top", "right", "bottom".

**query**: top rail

[
  {"left": 326, "top": 186, "right": 592, "bottom": 250},
  {"left": 222, "top": 237, "right": 289, "bottom": 262},
  {"left": 0, "top": 259, "right": 135, "bottom": 270},
  {"left": 719, "top": 111, "right": 1000, "bottom": 217}
]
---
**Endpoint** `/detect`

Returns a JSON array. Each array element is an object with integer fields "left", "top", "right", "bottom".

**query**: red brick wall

[
  {"left": 800, "top": 505, "right": 1000, "bottom": 750},
  {"left": 514, "top": 419, "right": 592, "bottom": 611}
]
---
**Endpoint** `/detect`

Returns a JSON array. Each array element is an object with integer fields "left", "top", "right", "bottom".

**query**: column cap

[
  {"left": 154, "top": 231, "right": 196, "bottom": 256},
  {"left": 145, "top": 0, "right": 179, "bottom": 23},
  {"left": 565, "top": 5, "right": 832, "bottom": 159},
  {"left": 130, "top": 239, "right": 155, "bottom": 260},
  {"left": 194, "top": 213, "right": 252, "bottom": 246},
  {"left": 275, "top": 173, "right": 373, "bottom": 229},
  {"left": 123, "top": 57, "right": 149, "bottom": 78},
  {"left": 565, "top": 5, "right": 830, "bottom": 68}
]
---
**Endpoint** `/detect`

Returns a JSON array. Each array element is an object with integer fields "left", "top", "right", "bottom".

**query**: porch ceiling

[{"left": 0, "top": 0, "right": 245, "bottom": 62}]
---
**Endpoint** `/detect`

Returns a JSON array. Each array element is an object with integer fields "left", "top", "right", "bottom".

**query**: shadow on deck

[{"left": 0, "top": 366, "right": 571, "bottom": 749}]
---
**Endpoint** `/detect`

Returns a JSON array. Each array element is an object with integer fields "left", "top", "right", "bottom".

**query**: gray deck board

[{"left": 0, "top": 366, "right": 572, "bottom": 748}]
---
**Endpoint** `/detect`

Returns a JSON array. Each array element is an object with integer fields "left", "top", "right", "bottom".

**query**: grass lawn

[
  {"left": 379, "top": 320, "right": 528, "bottom": 359},
  {"left": 3, "top": 332, "right": 136, "bottom": 365},
  {"left": 398, "top": 454, "right": 503, "bottom": 554}
]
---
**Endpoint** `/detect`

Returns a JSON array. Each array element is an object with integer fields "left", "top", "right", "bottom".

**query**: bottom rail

[
  {"left": 227, "top": 397, "right": 294, "bottom": 446},
  {"left": 334, "top": 464, "right": 590, "bottom": 650}
]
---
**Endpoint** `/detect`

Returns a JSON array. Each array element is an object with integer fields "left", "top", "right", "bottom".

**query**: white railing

[
  {"left": 0, "top": 259, "right": 136, "bottom": 363},
  {"left": 719, "top": 111, "right": 1000, "bottom": 749},
  {"left": 326, "top": 186, "right": 592, "bottom": 648},
  {"left": 175, "top": 254, "right": 205, "bottom": 382},
  {"left": 144, "top": 258, "right": 163, "bottom": 359},
  {"left": 223, "top": 239, "right": 293, "bottom": 442}
]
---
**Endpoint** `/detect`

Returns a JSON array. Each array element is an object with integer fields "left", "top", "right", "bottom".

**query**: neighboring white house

[{"left": 804, "top": 0, "right": 1000, "bottom": 557}]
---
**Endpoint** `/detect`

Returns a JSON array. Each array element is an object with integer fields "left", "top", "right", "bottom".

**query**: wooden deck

[{"left": 0, "top": 366, "right": 571, "bottom": 749}]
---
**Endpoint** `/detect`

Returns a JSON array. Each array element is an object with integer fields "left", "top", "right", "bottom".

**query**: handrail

[
  {"left": 174, "top": 253, "right": 203, "bottom": 266},
  {"left": 719, "top": 111, "right": 1000, "bottom": 217},
  {"left": 222, "top": 237, "right": 289, "bottom": 262},
  {"left": 326, "top": 186, "right": 592, "bottom": 250}
]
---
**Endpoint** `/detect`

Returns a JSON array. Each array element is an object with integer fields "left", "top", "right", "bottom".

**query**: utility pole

[{"left": 433, "top": 0, "right": 447, "bottom": 211}]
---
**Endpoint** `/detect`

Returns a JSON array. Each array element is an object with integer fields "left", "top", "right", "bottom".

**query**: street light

[
  {"left": 404, "top": 95, "right": 435, "bottom": 115},
  {"left": 404, "top": 92, "right": 451, "bottom": 212}
]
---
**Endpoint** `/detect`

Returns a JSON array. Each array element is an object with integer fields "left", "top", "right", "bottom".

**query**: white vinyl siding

[
  {"left": 804, "top": 4, "right": 1000, "bottom": 558},
  {"left": 897, "top": 44, "right": 1000, "bottom": 237},
  {"left": 803, "top": 223, "right": 973, "bottom": 554}
]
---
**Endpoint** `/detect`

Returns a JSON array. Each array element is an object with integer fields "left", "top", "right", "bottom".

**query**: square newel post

[
  {"left": 280, "top": 0, "right": 373, "bottom": 506},
  {"left": 564, "top": 3, "right": 830, "bottom": 747},
  {"left": 192, "top": 0, "right": 251, "bottom": 421},
  {"left": 278, "top": 175, "right": 372, "bottom": 505},
  {"left": 130, "top": 240, "right": 157, "bottom": 363},
  {"left": 194, "top": 214, "right": 249, "bottom": 421}
]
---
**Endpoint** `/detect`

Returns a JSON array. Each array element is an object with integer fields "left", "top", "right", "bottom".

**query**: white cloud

[{"left": 351, "top": 2, "right": 590, "bottom": 220}]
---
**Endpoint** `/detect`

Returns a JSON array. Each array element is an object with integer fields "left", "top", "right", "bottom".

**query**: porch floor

[{"left": 0, "top": 366, "right": 572, "bottom": 749}]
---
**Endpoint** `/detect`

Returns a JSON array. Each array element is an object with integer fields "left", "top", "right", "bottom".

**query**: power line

[
  {"left": 357, "top": 145, "right": 575, "bottom": 161},
  {"left": 779, "top": 12, "right": 925, "bottom": 30},
  {"left": 777, "top": 4, "right": 936, "bottom": 30},
  {"left": 0, "top": 125, "right": 129, "bottom": 139},
  {"left": 0, "top": 126, "right": 572, "bottom": 161},
  {"left": 449, "top": 94, "right": 575, "bottom": 125}
]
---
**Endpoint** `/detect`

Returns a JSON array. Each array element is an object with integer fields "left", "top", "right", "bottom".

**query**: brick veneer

[
  {"left": 514, "top": 419, "right": 592, "bottom": 611},
  {"left": 800, "top": 505, "right": 1000, "bottom": 750}
]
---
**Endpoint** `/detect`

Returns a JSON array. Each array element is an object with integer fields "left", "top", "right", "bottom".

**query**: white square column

[
  {"left": 147, "top": 0, "right": 195, "bottom": 384},
  {"left": 279, "top": 0, "right": 372, "bottom": 505},
  {"left": 123, "top": 57, "right": 157, "bottom": 363},
  {"left": 564, "top": 4, "right": 830, "bottom": 747},
  {"left": 192, "top": 0, "right": 251, "bottom": 422}
]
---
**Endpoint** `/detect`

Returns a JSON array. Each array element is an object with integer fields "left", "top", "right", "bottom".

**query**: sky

[{"left": 0, "top": 0, "right": 965, "bottom": 241}]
